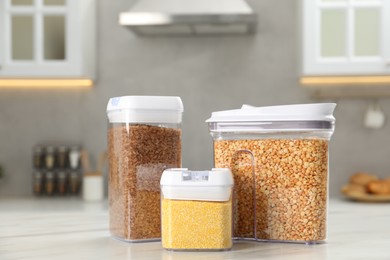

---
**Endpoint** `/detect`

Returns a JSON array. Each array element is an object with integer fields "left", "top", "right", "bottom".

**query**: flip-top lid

[
  {"left": 206, "top": 103, "right": 336, "bottom": 123},
  {"left": 160, "top": 168, "right": 233, "bottom": 201}
]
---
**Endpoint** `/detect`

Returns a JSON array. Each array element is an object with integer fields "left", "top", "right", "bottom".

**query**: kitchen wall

[{"left": 1, "top": 0, "right": 390, "bottom": 197}]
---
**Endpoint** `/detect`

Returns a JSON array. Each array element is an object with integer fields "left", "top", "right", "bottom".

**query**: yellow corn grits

[{"left": 162, "top": 198, "right": 232, "bottom": 250}]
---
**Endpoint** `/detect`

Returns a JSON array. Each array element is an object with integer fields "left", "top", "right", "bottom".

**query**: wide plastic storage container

[
  {"left": 160, "top": 168, "right": 234, "bottom": 251},
  {"left": 206, "top": 103, "right": 336, "bottom": 244},
  {"left": 107, "top": 96, "right": 183, "bottom": 242}
]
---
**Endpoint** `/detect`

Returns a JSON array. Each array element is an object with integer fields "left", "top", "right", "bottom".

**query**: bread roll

[
  {"left": 342, "top": 183, "right": 367, "bottom": 194},
  {"left": 349, "top": 172, "right": 378, "bottom": 186},
  {"left": 367, "top": 180, "right": 390, "bottom": 195}
]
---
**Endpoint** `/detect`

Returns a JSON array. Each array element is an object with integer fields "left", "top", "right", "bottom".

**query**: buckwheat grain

[{"left": 108, "top": 124, "right": 181, "bottom": 241}]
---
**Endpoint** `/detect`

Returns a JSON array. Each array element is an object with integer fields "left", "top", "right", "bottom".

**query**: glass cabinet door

[
  {"left": 43, "top": 15, "right": 66, "bottom": 60},
  {"left": 0, "top": 0, "right": 82, "bottom": 77},
  {"left": 9, "top": 0, "right": 67, "bottom": 62},
  {"left": 0, "top": 0, "right": 95, "bottom": 82},
  {"left": 11, "top": 15, "right": 34, "bottom": 60},
  {"left": 303, "top": 0, "right": 390, "bottom": 75},
  {"left": 320, "top": 9, "right": 347, "bottom": 58},
  {"left": 354, "top": 8, "right": 381, "bottom": 57}
]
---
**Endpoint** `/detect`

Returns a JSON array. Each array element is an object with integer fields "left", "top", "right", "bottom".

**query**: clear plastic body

[
  {"left": 209, "top": 122, "right": 334, "bottom": 244},
  {"left": 108, "top": 122, "right": 182, "bottom": 242},
  {"left": 161, "top": 192, "right": 233, "bottom": 251}
]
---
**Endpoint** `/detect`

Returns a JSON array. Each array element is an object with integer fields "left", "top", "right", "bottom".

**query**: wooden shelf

[
  {"left": 300, "top": 76, "right": 390, "bottom": 86},
  {"left": 300, "top": 76, "right": 390, "bottom": 99},
  {"left": 0, "top": 79, "right": 93, "bottom": 89}
]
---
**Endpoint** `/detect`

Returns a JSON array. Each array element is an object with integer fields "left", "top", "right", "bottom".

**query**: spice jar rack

[{"left": 32, "top": 144, "right": 82, "bottom": 196}]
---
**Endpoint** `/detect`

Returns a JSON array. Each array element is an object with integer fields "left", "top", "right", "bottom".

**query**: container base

[
  {"left": 111, "top": 235, "right": 161, "bottom": 243},
  {"left": 233, "top": 237, "right": 326, "bottom": 245},
  {"left": 256, "top": 239, "right": 326, "bottom": 245},
  {"left": 163, "top": 247, "right": 232, "bottom": 252}
]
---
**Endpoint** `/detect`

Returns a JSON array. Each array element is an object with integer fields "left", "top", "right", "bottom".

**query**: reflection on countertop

[{"left": 0, "top": 198, "right": 390, "bottom": 260}]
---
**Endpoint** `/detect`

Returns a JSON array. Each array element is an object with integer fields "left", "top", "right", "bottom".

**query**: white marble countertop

[{"left": 1, "top": 197, "right": 389, "bottom": 260}]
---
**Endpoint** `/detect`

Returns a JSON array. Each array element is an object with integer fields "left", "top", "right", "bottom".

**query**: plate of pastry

[{"left": 341, "top": 172, "right": 390, "bottom": 202}]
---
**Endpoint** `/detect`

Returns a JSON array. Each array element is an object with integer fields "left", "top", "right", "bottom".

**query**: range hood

[{"left": 119, "top": 0, "right": 257, "bottom": 36}]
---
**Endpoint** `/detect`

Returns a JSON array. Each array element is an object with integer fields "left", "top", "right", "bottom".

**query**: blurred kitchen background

[{"left": 0, "top": 0, "right": 389, "bottom": 197}]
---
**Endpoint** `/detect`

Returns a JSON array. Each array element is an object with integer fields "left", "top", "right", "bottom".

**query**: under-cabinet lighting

[
  {"left": 300, "top": 76, "right": 390, "bottom": 86},
  {"left": 0, "top": 79, "right": 93, "bottom": 89}
]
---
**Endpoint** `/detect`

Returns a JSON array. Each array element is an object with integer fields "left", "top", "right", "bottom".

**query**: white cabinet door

[
  {"left": 303, "top": 0, "right": 390, "bottom": 76},
  {"left": 0, "top": 0, "right": 95, "bottom": 79}
]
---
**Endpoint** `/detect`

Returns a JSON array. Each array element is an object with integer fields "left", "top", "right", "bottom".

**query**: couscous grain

[{"left": 161, "top": 198, "right": 232, "bottom": 250}]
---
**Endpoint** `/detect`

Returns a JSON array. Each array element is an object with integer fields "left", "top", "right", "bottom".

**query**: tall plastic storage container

[
  {"left": 160, "top": 168, "right": 234, "bottom": 251},
  {"left": 107, "top": 96, "right": 183, "bottom": 242},
  {"left": 206, "top": 103, "right": 336, "bottom": 244}
]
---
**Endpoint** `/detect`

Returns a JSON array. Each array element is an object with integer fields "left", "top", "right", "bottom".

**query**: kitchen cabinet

[
  {"left": 302, "top": 0, "right": 390, "bottom": 76},
  {"left": 0, "top": 0, "right": 95, "bottom": 80}
]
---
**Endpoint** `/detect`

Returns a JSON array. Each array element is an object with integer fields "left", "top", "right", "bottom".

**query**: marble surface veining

[{"left": 1, "top": 198, "right": 390, "bottom": 260}]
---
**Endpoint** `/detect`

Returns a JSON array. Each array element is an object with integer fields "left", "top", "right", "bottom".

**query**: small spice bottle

[
  {"left": 106, "top": 96, "right": 183, "bottom": 242},
  {"left": 33, "top": 170, "right": 43, "bottom": 195},
  {"left": 160, "top": 168, "right": 234, "bottom": 251},
  {"left": 45, "top": 146, "right": 56, "bottom": 170},
  {"left": 69, "top": 170, "right": 80, "bottom": 195},
  {"left": 57, "top": 171, "right": 68, "bottom": 195},
  {"left": 57, "top": 146, "right": 68, "bottom": 169},
  {"left": 69, "top": 146, "right": 81, "bottom": 170},
  {"left": 33, "top": 145, "right": 44, "bottom": 169},
  {"left": 45, "top": 171, "right": 55, "bottom": 195}
]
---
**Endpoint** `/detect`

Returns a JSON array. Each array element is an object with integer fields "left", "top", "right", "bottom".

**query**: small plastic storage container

[
  {"left": 160, "top": 168, "right": 234, "bottom": 251},
  {"left": 107, "top": 96, "right": 183, "bottom": 242},
  {"left": 206, "top": 103, "right": 336, "bottom": 244}
]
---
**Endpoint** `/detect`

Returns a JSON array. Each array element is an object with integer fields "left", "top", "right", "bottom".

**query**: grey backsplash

[{"left": 1, "top": 0, "right": 389, "bottom": 197}]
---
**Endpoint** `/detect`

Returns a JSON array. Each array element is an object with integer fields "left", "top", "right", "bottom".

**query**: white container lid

[
  {"left": 206, "top": 103, "right": 336, "bottom": 133},
  {"left": 160, "top": 168, "right": 233, "bottom": 202},
  {"left": 107, "top": 96, "right": 183, "bottom": 124},
  {"left": 206, "top": 103, "right": 336, "bottom": 123}
]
